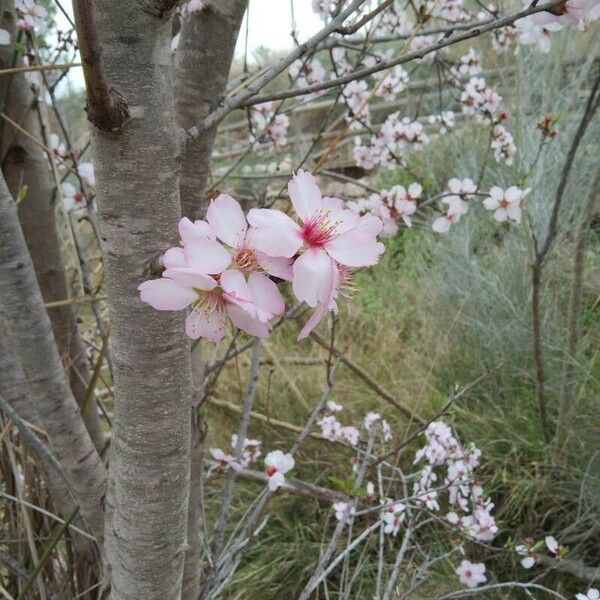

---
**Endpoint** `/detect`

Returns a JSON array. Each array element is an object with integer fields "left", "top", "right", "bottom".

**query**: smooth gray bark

[
  {"left": 87, "top": 4, "right": 193, "bottom": 598},
  {"left": 174, "top": 5, "right": 246, "bottom": 595},
  {"left": 175, "top": 0, "right": 247, "bottom": 218},
  {"left": 0, "top": 0, "right": 105, "bottom": 454},
  {"left": 0, "top": 171, "right": 107, "bottom": 546}
]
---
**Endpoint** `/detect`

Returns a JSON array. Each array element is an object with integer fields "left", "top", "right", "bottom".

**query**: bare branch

[
  {"left": 185, "top": 0, "right": 370, "bottom": 141},
  {"left": 72, "top": 0, "right": 129, "bottom": 133}
]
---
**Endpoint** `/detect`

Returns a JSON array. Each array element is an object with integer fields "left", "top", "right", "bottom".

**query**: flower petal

[
  {"left": 163, "top": 267, "right": 217, "bottom": 290},
  {"left": 186, "top": 306, "right": 227, "bottom": 341},
  {"left": 220, "top": 269, "right": 254, "bottom": 312},
  {"left": 179, "top": 217, "right": 214, "bottom": 244},
  {"left": 325, "top": 214, "right": 384, "bottom": 267},
  {"left": 206, "top": 193, "right": 248, "bottom": 247},
  {"left": 288, "top": 169, "right": 322, "bottom": 222},
  {"left": 184, "top": 237, "right": 231, "bottom": 274},
  {"left": 292, "top": 248, "right": 335, "bottom": 308},
  {"left": 163, "top": 247, "right": 186, "bottom": 269},
  {"left": 248, "top": 272, "right": 285, "bottom": 322},
  {"left": 297, "top": 261, "right": 339, "bottom": 340},
  {"left": 226, "top": 304, "right": 270, "bottom": 338},
  {"left": 138, "top": 278, "right": 196, "bottom": 310},
  {"left": 256, "top": 252, "right": 294, "bottom": 281},
  {"left": 247, "top": 208, "right": 302, "bottom": 258}
]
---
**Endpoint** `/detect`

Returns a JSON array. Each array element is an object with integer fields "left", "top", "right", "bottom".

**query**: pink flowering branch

[{"left": 237, "top": 0, "right": 566, "bottom": 108}]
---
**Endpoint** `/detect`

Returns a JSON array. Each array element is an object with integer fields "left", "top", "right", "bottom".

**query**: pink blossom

[
  {"left": 341, "top": 426, "right": 360, "bottom": 446},
  {"left": 139, "top": 267, "right": 272, "bottom": 341},
  {"left": 247, "top": 170, "right": 384, "bottom": 338},
  {"left": 318, "top": 415, "right": 342, "bottom": 441},
  {"left": 264, "top": 450, "right": 294, "bottom": 491},
  {"left": 484, "top": 186, "right": 529, "bottom": 223},
  {"left": 392, "top": 183, "right": 421, "bottom": 227},
  {"left": 61, "top": 183, "right": 85, "bottom": 212},
  {"left": 231, "top": 434, "right": 261, "bottom": 468},
  {"left": 210, "top": 448, "right": 238, "bottom": 471},
  {"left": 382, "top": 502, "right": 406, "bottom": 535},
  {"left": 456, "top": 560, "right": 487, "bottom": 588},
  {"left": 333, "top": 501, "right": 355, "bottom": 522},
  {"left": 206, "top": 193, "right": 289, "bottom": 321}
]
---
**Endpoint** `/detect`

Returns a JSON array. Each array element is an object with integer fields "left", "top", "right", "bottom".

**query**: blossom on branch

[
  {"left": 456, "top": 560, "right": 487, "bottom": 588},
  {"left": 265, "top": 450, "right": 294, "bottom": 491}
]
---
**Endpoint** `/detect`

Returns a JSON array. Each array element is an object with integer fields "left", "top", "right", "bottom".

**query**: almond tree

[{"left": 0, "top": 0, "right": 598, "bottom": 599}]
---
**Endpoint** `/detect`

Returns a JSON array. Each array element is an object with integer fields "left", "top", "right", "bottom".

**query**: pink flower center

[
  {"left": 232, "top": 246, "right": 259, "bottom": 272},
  {"left": 301, "top": 211, "right": 338, "bottom": 248},
  {"left": 266, "top": 466, "right": 277, "bottom": 477}
]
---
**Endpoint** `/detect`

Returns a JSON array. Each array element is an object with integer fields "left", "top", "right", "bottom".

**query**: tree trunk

[
  {"left": 84, "top": 2, "right": 193, "bottom": 597},
  {"left": 0, "top": 1, "right": 105, "bottom": 453},
  {"left": 0, "top": 170, "right": 107, "bottom": 546},
  {"left": 174, "top": 4, "right": 246, "bottom": 595},
  {"left": 175, "top": 0, "right": 247, "bottom": 218}
]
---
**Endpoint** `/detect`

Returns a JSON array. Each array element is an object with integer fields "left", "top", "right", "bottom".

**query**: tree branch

[
  {"left": 0, "top": 171, "right": 107, "bottom": 545},
  {"left": 237, "top": 0, "right": 566, "bottom": 109},
  {"left": 72, "top": 0, "right": 128, "bottom": 134},
  {"left": 185, "top": 0, "right": 370, "bottom": 141}
]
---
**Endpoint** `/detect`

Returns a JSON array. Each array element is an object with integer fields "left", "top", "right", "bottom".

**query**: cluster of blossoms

[
  {"left": 373, "top": 64, "right": 410, "bottom": 103},
  {"left": 413, "top": 421, "right": 498, "bottom": 543},
  {"left": 427, "top": 111, "right": 456, "bottom": 135},
  {"left": 317, "top": 401, "right": 360, "bottom": 446},
  {"left": 460, "top": 76, "right": 503, "bottom": 124},
  {"left": 249, "top": 102, "right": 290, "bottom": 150},
  {"left": 341, "top": 80, "right": 370, "bottom": 129},
  {"left": 491, "top": 25, "right": 519, "bottom": 53},
  {"left": 318, "top": 404, "right": 393, "bottom": 448},
  {"left": 15, "top": 0, "right": 47, "bottom": 32},
  {"left": 348, "top": 183, "right": 421, "bottom": 236},
  {"left": 346, "top": 176, "right": 529, "bottom": 236},
  {"left": 353, "top": 112, "right": 430, "bottom": 170},
  {"left": 289, "top": 57, "right": 326, "bottom": 89},
  {"left": 139, "top": 171, "right": 385, "bottom": 341},
  {"left": 450, "top": 48, "right": 483, "bottom": 79},
  {"left": 325, "top": 417, "right": 499, "bottom": 590},
  {"left": 491, "top": 122, "right": 517, "bottom": 165},
  {"left": 431, "top": 177, "right": 477, "bottom": 233},
  {"left": 432, "top": 178, "right": 529, "bottom": 233},
  {"left": 434, "top": 0, "right": 471, "bottom": 22}
]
